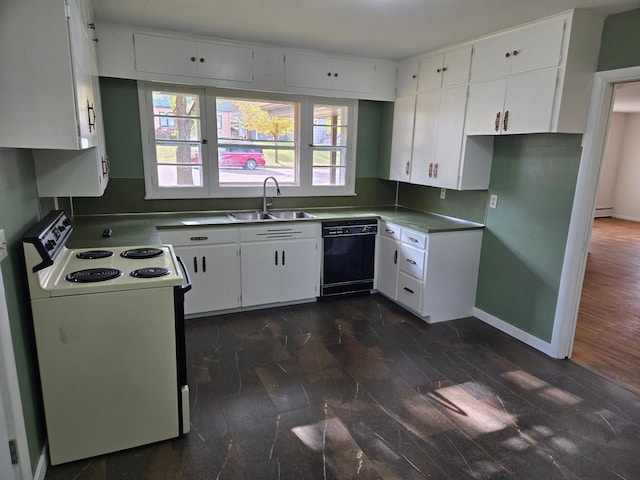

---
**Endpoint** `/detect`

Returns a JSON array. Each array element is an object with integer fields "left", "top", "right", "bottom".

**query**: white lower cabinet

[
  {"left": 377, "top": 221, "right": 483, "bottom": 323},
  {"left": 159, "top": 228, "right": 241, "bottom": 315},
  {"left": 239, "top": 223, "right": 320, "bottom": 307}
]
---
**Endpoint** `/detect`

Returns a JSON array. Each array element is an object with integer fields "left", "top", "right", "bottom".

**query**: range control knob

[
  {"left": 45, "top": 240, "right": 56, "bottom": 251},
  {"left": 57, "top": 225, "right": 66, "bottom": 233}
]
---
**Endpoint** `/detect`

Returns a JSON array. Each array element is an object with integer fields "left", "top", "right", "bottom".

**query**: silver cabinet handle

[
  {"left": 403, "top": 287, "right": 414, "bottom": 295},
  {"left": 385, "top": 228, "right": 395, "bottom": 235},
  {"left": 406, "top": 258, "right": 417, "bottom": 265},
  {"left": 408, "top": 236, "right": 419, "bottom": 243},
  {"left": 190, "top": 236, "right": 209, "bottom": 241}
]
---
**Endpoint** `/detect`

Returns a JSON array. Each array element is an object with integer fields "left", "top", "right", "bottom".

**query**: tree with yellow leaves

[{"left": 238, "top": 102, "right": 294, "bottom": 165}]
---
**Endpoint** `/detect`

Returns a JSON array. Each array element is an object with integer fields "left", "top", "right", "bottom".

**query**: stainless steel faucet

[{"left": 262, "top": 176, "right": 281, "bottom": 214}]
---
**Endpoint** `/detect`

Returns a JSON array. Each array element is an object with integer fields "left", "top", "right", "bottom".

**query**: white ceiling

[{"left": 91, "top": 0, "right": 640, "bottom": 60}]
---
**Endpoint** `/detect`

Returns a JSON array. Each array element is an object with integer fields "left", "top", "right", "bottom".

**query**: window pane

[
  {"left": 313, "top": 104, "right": 348, "bottom": 146},
  {"left": 216, "top": 97, "right": 298, "bottom": 186},
  {"left": 152, "top": 90, "right": 203, "bottom": 188},
  {"left": 157, "top": 165, "right": 203, "bottom": 187},
  {"left": 312, "top": 150, "right": 346, "bottom": 186}
]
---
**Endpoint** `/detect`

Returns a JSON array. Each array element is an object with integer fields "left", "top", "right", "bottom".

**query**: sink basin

[
  {"left": 226, "top": 210, "right": 316, "bottom": 221},
  {"left": 227, "top": 211, "right": 273, "bottom": 222},
  {"left": 268, "top": 210, "right": 316, "bottom": 219}
]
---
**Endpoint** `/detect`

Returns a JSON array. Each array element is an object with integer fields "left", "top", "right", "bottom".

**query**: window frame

[{"left": 138, "top": 81, "right": 358, "bottom": 199}]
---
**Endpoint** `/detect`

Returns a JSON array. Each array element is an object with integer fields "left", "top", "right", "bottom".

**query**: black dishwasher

[{"left": 321, "top": 219, "right": 377, "bottom": 296}]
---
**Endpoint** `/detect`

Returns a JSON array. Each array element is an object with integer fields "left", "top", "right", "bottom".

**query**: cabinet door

[
  {"left": 175, "top": 246, "right": 203, "bottom": 316},
  {"left": 240, "top": 242, "right": 280, "bottom": 307},
  {"left": 432, "top": 86, "right": 467, "bottom": 189},
  {"left": 471, "top": 19, "right": 565, "bottom": 82},
  {"left": 376, "top": 235, "right": 398, "bottom": 299},
  {"left": 68, "top": 0, "right": 98, "bottom": 149},
  {"left": 133, "top": 33, "right": 198, "bottom": 77},
  {"left": 465, "top": 79, "right": 507, "bottom": 135},
  {"left": 441, "top": 47, "right": 472, "bottom": 87},
  {"left": 279, "top": 239, "right": 318, "bottom": 302},
  {"left": 331, "top": 57, "right": 375, "bottom": 93},
  {"left": 195, "top": 42, "right": 254, "bottom": 83},
  {"left": 284, "top": 52, "right": 332, "bottom": 90},
  {"left": 417, "top": 54, "right": 444, "bottom": 91},
  {"left": 502, "top": 69, "right": 558, "bottom": 134},
  {"left": 508, "top": 20, "right": 565, "bottom": 76},
  {"left": 389, "top": 95, "right": 416, "bottom": 182},
  {"left": 201, "top": 244, "right": 241, "bottom": 311},
  {"left": 410, "top": 91, "right": 440, "bottom": 186},
  {"left": 396, "top": 60, "right": 419, "bottom": 96}
]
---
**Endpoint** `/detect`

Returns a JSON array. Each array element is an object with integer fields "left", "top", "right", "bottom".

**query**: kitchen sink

[
  {"left": 226, "top": 211, "right": 273, "bottom": 222},
  {"left": 226, "top": 210, "right": 316, "bottom": 222},
  {"left": 268, "top": 210, "right": 316, "bottom": 219}
]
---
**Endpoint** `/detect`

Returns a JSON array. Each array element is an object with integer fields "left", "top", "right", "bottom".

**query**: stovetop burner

[
  {"left": 65, "top": 268, "right": 122, "bottom": 283},
  {"left": 76, "top": 250, "right": 114, "bottom": 260},
  {"left": 120, "top": 248, "right": 164, "bottom": 259},
  {"left": 130, "top": 267, "right": 170, "bottom": 278}
]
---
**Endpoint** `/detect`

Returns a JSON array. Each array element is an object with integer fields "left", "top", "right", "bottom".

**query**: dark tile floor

[{"left": 45, "top": 294, "right": 640, "bottom": 479}]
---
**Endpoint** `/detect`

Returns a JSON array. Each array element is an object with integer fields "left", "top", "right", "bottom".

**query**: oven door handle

[{"left": 176, "top": 256, "right": 192, "bottom": 294}]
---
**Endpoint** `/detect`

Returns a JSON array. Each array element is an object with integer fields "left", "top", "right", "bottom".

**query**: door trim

[
  {"left": 551, "top": 66, "right": 640, "bottom": 358},
  {"left": 0, "top": 268, "right": 31, "bottom": 479}
]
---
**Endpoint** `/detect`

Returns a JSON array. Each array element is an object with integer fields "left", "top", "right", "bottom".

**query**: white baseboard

[
  {"left": 473, "top": 308, "right": 556, "bottom": 357},
  {"left": 612, "top": 214, "right": 640, "bottom": 223},
  {"left": 33, "top": 442, "right": 47, "bottom": 480}
]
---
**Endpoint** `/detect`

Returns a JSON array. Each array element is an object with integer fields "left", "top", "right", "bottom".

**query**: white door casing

[
  {"left": 0, "top": 267, "right": 30, "bottom": 480},
  {"left": 551, "top": 66, "right": 640, "bottom": 358}
]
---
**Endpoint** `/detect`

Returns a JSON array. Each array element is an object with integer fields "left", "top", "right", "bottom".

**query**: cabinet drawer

[
  {"left": 379, "top": 221, "right": 402, "bottom": 241},
  {"left": 397, "top": 273, "right": 423, "bottom": 312},
  {"left": 239, "top": 223, "right": 319, "bottom": 242},
  {"left": 158, "top": 227, "right": 238, "bottom": 246},
  {"left": 401, "top": 229, "right": 427, "bottom": 250},
  {"left": 398, "top": 243, "right": 425, "bottom": 279}
]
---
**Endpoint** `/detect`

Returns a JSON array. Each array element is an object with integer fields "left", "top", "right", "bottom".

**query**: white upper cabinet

[
  {"left": 466, "top": 11, "right": 604, "bottom": 135},
  {"left": 133, "top": 33, "right": 254, "bottom": 83},
  {"left": 0, "top": 0, "right": 102, "bottom": 150},
  {"left": 396, "top": 46, "right": 471, "bottom": 95},
  {"left": 470, "top": 20, "right": 565, "bottom": 82},
  {"left": 418, "top": 47, "right": 472, "bottom": 91},
  {"left": 284, "top": 51, "right": 375, "bottom": 93},
  {"left": 96, "top": 23, "right": 396, "bottom": 101}
]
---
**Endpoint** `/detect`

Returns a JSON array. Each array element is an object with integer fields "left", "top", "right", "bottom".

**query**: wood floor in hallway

[{"left": 572, "top": 217, "right": 640, "bottom": 395}]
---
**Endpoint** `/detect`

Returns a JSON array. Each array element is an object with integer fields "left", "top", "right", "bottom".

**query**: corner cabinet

[
  {"left": 377, "top": 222, "right": 483, "bottom": 323},
  {"left": 239, "top": 223, "right": 320, "bottom": 307},
  {"left": 0, "top": 0, "right": 109, "bottom": 196},
  {"left": 159, "top": 228, "right": 242, "bottom": 316},
  {"left": 389, "top": 45, "right": 493, "bottom": 190}
]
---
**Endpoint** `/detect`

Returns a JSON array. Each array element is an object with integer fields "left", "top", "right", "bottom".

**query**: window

[{"left": 139, "top": 82, "right": 357, "bottom": 199}]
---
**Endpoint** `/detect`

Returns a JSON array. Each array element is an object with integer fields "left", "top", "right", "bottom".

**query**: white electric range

[{"left": 23, "top": 210, "right": 191, "bottom": 465}]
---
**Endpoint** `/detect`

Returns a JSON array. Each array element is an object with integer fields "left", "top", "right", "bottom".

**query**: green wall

[
  {"left": 597, "top": 8, "right": 640, "bottom": 71},
  {"left": 0, "top": 148, "right": 45, "bottom": 472},
  {"left": 475, "top": 135, "right": 582, "bottom": 341}
]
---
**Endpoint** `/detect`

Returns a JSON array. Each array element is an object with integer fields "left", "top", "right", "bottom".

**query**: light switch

[
  {"left": 0, "top": 229, "right": 7, "bottom": 262},
  {"left": 440, "top": 188, "right": 446, "bottom": 200},
  {"left": 489, "top": 194, "right": 498, "bottom": 208}
]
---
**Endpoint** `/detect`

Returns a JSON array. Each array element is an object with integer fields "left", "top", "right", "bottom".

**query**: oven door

[{"left": 321, "top": 234, "right": 376, "bottom": 296}]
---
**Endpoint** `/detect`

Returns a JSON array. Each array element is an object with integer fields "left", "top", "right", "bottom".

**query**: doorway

[
  {"left": 552, "top": 67, "right": 640, "bottom": 365},
  {"left": 570, "top": 82, "right": 640, "bottom": 394}
]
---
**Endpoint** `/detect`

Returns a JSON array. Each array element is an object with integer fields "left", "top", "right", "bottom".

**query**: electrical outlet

[
  {"left": 440, "top": 188, "right": 446, "bottom": 199},
  {"left": 489, "top": 194, "right": 498, "bottom": 208},
  {"left": 0, "top": 229, "right": 7, "bottom": 262}
]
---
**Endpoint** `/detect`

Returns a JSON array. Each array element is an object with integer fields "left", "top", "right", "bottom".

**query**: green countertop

[{"left": 68, "top": 206, "right": 484, "bottom": 248}]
